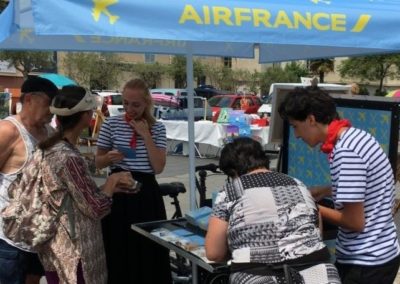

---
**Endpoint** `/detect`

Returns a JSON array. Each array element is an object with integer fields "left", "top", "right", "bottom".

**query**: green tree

[
  {"left": 309, "top": 58, "right": 335, "bottom": 83},
  {"left": 167, "top": 56, "right": 205, "bottom": 88},
  {"left": 259, "top": 65, "right": 303, "bottom": 95},
  {"left": 339, "top": 54, "right": 400, "bottom": 95},
  {"left": 284, "top": 62, "right": 309, "bottom": 81},
  {"left": 247, "top": 70, "right": 260, "bottom": 94},
  {"left": 202, "top": 64, "right": 221, "bottom": 88},
  {"left": 0, "top": 51, "right": 55, "bottom": 78},
  {"left": 127, "top": 62, "right": 166, "bottom": 89},
  {"left": 62, "top": 52, "right": 121, "bottom": 90},
  {"left": 218, "top": 67, "right": 235, "bottom": 91}
]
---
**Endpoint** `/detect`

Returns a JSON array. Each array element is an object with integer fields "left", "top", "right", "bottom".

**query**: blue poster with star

[{"left": 285, "top": 100, "right": 399, "bottom": 187}]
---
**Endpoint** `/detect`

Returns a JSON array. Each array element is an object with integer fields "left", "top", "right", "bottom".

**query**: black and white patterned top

[{"left": 212, "top": 172, "right": 341, "bottom": 283}]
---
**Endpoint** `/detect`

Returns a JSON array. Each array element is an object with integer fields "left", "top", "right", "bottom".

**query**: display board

[
  {"left": 282, "top": 95, "right": 400, "bottom": 187},
  {"left": 268, "top": 83, "right": 351, "bottom": 144}
]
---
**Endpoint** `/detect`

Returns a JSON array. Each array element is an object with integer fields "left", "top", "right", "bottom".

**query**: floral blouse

[{"left": 39, "top": 141, "right": 112, "bottom": 284}]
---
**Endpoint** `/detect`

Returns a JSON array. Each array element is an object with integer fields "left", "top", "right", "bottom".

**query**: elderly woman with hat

[{"left": 36, "top": 85, "right": 136, "bottom": 284}]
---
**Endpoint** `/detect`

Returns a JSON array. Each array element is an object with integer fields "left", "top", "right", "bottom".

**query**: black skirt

[{"left": 102, "top": 169, "right": 172, "bottom": 284}]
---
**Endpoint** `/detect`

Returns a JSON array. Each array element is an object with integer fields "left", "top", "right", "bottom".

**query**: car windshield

[
  {"left": 208, "top": 96, "right": 233, "bottom": 107},
  {"left": 111, "top": 95, "right": 123, "bottom": 105}
]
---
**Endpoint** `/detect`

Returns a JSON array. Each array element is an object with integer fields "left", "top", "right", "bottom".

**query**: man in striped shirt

[{"left": 279, "top": 87, "right": 400, "bottom": 284}]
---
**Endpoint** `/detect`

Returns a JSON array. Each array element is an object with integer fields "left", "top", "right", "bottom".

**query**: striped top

[
  {"left": 96, "top": 116, "right": 166, "bottom": 173},
  {"left": 331, "top": 127, "right": 399, "bottom": 265}
]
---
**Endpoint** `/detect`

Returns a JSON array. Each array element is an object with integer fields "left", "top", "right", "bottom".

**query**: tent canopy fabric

[{"left": 1, "top": 0, "right": 400, "bottom": 62}]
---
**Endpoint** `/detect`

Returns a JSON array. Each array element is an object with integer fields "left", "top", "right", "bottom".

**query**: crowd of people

[
  {"left": 0, "top": 77, "right": 171, "bottom": 284},
  {"left": 0, "top": 77, "right": 399, "bottom": 284}
]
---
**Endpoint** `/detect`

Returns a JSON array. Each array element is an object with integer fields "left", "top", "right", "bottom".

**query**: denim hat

[{"left": 21, "top": 77, "right": 59, "bottom": 99}]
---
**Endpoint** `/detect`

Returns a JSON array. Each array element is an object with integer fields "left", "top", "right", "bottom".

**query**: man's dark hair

[
  {"left": 20, "top": 76, "right": 58, "bottom": 103},
  {"left": 219, "top": 137, "right": 269, "bottom": 178},
  {"left": 278, "top": 87, "right": 339, "bottom": 124}
]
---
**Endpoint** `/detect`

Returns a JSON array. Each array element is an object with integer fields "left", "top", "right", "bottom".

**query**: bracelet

[{"left": 99, "top": 188, "right": 113, "bottom": 203}]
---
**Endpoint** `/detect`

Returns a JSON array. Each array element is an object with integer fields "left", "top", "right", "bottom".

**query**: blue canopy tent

[{"left": 2, "top": 0, "right": 400, "bottom": 216}]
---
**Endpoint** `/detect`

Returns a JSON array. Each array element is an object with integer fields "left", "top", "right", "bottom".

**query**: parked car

[
  {"left": 193, "top": 85, "right": 229, "bottom": 100},
  {"left": 208, "top": 94, "right": 262, "bottom": 121},
  {"left": 150, "top": 88, "right": 188, "bottom": 97},
  {"left": 158, "top": 96, "right": 212, "bottom": 121},
  {"left": 91, "top": 90, "right": 124, "bottom": 117}
]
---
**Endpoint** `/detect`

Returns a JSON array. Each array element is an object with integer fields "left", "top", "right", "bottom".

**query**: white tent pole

[
  {"left": 186, "top": 42, "right": 200, "bottom": 284},
  {"left": 186, "top": 43, "right": 197, "bottom": 212}
]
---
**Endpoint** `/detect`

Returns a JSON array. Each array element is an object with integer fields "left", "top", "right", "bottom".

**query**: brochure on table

[{"left": 150, "top": 206, "right": 213, "bottom": 263}]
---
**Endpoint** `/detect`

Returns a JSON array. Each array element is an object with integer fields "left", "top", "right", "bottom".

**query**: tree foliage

[
  {"left": 308, "top": 58, "right": 334, "bottom": 83},
  {"left": 166, "top": 56, "right": 205, "bottom": 88},
  {"left": 339, "top": 54, "right": 400, "bottom": 95},
  {"left": 284, "top": 62, "right": 309, "bottom": 80},
  {"left": 62, "top": 52, "right": 121, "bottom": 90},
  {"left": 259, "top": 63, "right": 308, "bottom": 95},
  {"left": 0, "top": 51, "right": 55, "bottom": 78},
  {"left": 200, "top": 65, "right": 240, "bottom": 91},
  {"left": 127, "top": 62, "right": 166, "bottom": 89}
]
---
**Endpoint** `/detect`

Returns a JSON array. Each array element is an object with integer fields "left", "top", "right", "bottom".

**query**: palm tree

[{"left": 309, "top": 58, "right": 335, "bottom": 83}]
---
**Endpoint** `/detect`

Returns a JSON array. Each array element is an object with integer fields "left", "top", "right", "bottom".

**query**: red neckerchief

[
  {"left": 320, "top": 119, "right": 351, "bottom": 156},
  {"left": 125, "top": 114, "right": 137, "bottom": 149}
]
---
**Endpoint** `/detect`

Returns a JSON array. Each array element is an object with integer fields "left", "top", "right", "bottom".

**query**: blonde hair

[{"left": 122, "top": 78, "right": 156, "bottom": 126}]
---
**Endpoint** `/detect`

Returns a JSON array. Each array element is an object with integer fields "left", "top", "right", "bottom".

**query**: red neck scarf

[
  {"left": 124, "top": 114, "right": 137, "bottom": 149},
  {"left": 124, "top": 114, "right": 152, "bottom": 149},
  {"left": 320, "top": 119, "right": 351, "bottom": 155}
]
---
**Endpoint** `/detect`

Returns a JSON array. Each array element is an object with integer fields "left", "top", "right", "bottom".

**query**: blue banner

[
  {"left": 31, "top": 0, "right": 400, "bottom": 50},
  {"left": 0, "top": 0, "right": 13, "bottom": 43}
]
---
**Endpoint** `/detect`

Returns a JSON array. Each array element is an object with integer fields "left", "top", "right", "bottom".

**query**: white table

[{"left": 160, "top": 120, "right": 270, "bottom": 156}]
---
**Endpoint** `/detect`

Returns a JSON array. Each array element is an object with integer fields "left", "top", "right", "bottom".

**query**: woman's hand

[
  {"left": 107, "top": 172, "right": 140, "bottom": 194},
  {"left": 116, "top": 172, "right": 141, "bottom": 194},
  {"left": 106, "top": 150, "right": 125, "bottom": 164},
  {"left": 100, "top": 172, "right": 137, "bottom": 197},
  {"left": 129, "top": 119, "right": 150, "bottom": 138}
]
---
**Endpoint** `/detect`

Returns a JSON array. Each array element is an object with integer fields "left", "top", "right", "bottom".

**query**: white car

[{"left": 92, "top": 90, "right": 124, "bottom": 117}]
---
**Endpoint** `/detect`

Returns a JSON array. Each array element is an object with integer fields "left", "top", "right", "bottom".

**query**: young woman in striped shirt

[
  {"left": 279, "top": 87, "right": 400, "bottom": 284},
  {"left": 95, "top": 79, "right": 172, "bottom": 284}
]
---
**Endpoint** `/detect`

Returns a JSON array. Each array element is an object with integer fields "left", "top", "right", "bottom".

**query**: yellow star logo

[
  {"left": 19, "top": 29, "right": 34, "bottom": 43},
  {"left": 358, "top": 112, "right": 366, "bottom": 122},
  {"left": 381, "top": 114, "right": 389, "bottom": 124},
  {"left": 92, "top": 0, "right": 120, "bottom": 25}
]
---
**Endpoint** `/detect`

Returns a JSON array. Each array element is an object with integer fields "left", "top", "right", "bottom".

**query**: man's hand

[{"left": 309, "top": 185, "right": 332, "bottom": 201}]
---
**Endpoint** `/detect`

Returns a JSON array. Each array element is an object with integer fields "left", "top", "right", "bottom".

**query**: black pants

[
  {"left": 102, "top": 170, "right": 172, "bottom": 284},
  {"left": 335, "top": 254, "right": 400, "bottom": 284}
]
